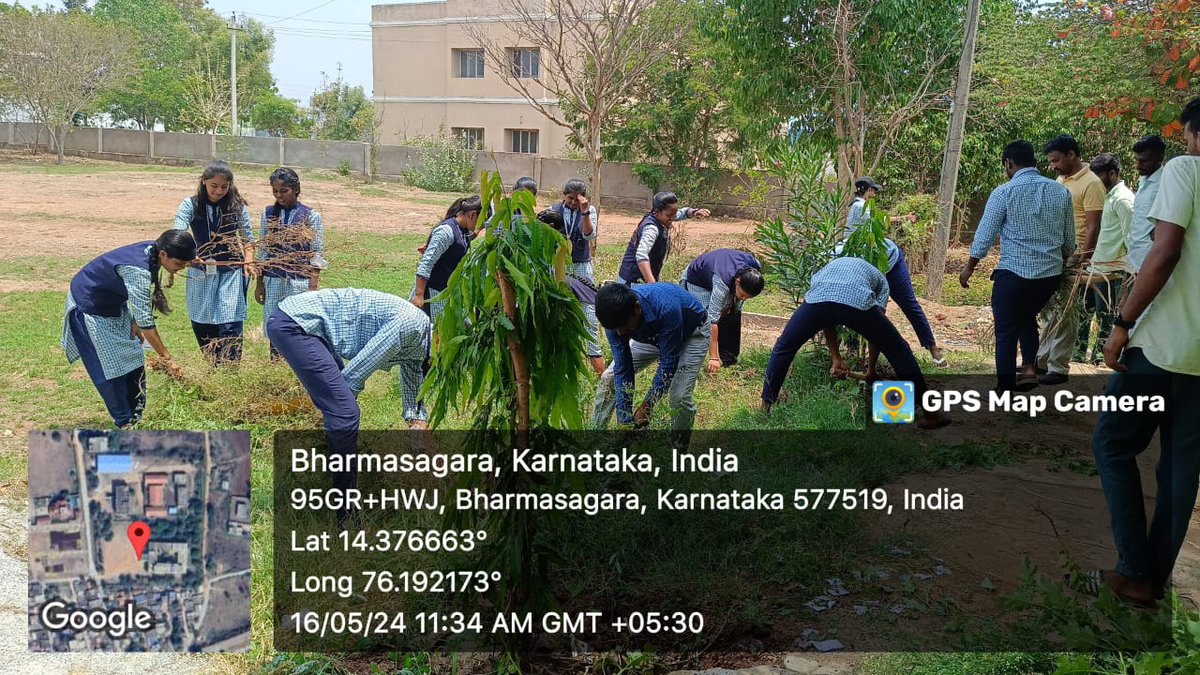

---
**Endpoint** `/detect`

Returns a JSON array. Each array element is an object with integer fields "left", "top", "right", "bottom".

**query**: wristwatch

[{"left": 1114, "top": 314, "right": 1137, "bottom": 330}]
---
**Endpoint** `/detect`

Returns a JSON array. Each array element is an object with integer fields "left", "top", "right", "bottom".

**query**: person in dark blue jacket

[
  {"left": 62, "top": 231, "right": 196, "bottom": 427},
  {"left": 411, "top": 196, "right": 482, "bottom": 321},
  {"left": 681, "top": 249, "right": 765, "bottom": 373},
  {"left": 617, "top": 191, "right": 710, "bottom": 285},
  {"left": 592, "top": 283, "right": 708, "bottom": 445}
]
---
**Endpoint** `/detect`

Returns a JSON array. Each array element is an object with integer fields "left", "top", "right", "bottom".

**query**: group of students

[
  {"left": 59, "top": 96, "right": 1200, "bottom": 613},
  {"left": 62, "top": 161, "right": 961, "bottom": 438}
]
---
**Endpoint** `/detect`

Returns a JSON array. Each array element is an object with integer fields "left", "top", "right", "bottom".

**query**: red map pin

[{"left": 127, "top": 521, "right": 151, "bottom": 561}]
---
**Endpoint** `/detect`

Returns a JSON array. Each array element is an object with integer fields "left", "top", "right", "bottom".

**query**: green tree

[
  {"left": 93, "top": 1, "right": 276, "bottom": 132},
  {"left": 710, "top": 0, "right": 966, "bottom": 188},
  {"left": 93, "top": 0, "right": 193, "bottom": 130},
  {"left": 308, "top": 68, "right": 374, "bottom": 142},
  {"left": 602, "top": 0, "right": 741, "bottom": 170},
  {"left": 249, "top": 91, "right": 306, "bottom": 137},
  {"left": 422, "top": 174, "right": 590, "bottom": 661}
]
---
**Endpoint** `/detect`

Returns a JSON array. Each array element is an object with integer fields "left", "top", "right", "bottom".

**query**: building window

[
  {"left": 452, "top": 127, "right": 485, "bottom": 150},
  {"left": 509, "top": 48, "right": 540, "bottom": 79},
  {"left": 454, "top": 49, "right": 484, "bottom": 79},
  {"left": 508, "top": 129, "right": 539, "bottom": 154}
]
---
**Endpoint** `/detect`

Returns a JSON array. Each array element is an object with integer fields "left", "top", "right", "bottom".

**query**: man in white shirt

[
  {"left": 1126, "top": 135, "right": 1166, "bottom": 271},
  {"left": 1090, "top": 97, "right": 1200, "bottom": 606}
]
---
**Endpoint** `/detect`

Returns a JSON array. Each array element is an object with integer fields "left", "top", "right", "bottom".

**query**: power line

[
  {"left": 265, "top": 0, "right": 340, "bottom": 26},
  {"left": 240, "top": 11, "right": 369, "bottom": 27}
]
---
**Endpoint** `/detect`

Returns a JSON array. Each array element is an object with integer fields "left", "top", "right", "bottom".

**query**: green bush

[
  {"left": 889, "top": 192, "right": 938, "bottom": 274},
  {"left": 404, "top": 131, "right": 477, "bottom": 193},
  {"left": 336, "top": 160, "right": 351, "bottom": 176},
  {"left": 753, "top": 140, "right": 886, "bottom": 303}
]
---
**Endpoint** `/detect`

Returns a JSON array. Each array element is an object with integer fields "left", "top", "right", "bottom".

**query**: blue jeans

[
  {"left": 886, "top": 250, "right": 936, "bottom": 349},
  {"left": 1092, "top": 348, "right": 1200, "bottom": 587}
]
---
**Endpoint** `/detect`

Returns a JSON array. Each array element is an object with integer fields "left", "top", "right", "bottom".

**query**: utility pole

[
  {"left": 924, "top": 0, "right": 982, "bottom": 302},
  {"left": 229, "top": 12, "right": 239, "bottom": 136}
]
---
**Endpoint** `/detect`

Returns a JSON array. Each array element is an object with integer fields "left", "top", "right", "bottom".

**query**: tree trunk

[
  {"left": 56, "top": 124, "right": 67, "bottom": 165},
  {"left": 495, "top": 270, "right": 530, "bottom": 444},
  {"left": 589, "top": 117, "right": 603, "bottom": 209}
]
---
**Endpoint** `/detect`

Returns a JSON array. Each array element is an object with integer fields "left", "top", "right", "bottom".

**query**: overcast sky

[{"left": 204, "top": 0, "right": 413, "bottom": 102}]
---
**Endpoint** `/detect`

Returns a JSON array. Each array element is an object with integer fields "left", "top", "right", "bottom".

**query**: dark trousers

[
  {"left": 762, "top": 302, "right": 926, "bottom": 404},
  {"left": 266, "top": 310, "right": 360, "bottom": 498},
  {"left": 1076, "top": 277, "right": 1123, "bottom": 364},
  {"left": 717, "top": 310, "right": 742, "bottom": 366},
  {"left": 68, "top": 309, "right": 146, "bottom": 427},
  {"left": 990, "top": 269, "right": 1060, "bottom": 390},
  {"left": 886, "top": 250, "right": 937, "bottom": 349},
  {"left": 191, "top": 321, "right": 244, "bottom": 365},
  {"left": 1092, "top": 348, "right": 1200, "bottom": 588}
]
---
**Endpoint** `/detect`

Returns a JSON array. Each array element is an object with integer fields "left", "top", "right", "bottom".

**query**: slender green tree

[{"left": 709, "top": 0, "right": 966, "bottom": 188}]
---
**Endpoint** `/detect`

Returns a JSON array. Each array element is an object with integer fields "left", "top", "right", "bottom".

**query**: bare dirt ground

[{"left": 0, "top": 149, "right": 757, "bottom": 262}]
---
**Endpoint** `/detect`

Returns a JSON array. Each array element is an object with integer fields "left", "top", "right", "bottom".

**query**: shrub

[
  {"left": 753, "top": 140, "right": 884, "bottom": 303},
  {"left": 336, "top": 160, "right": 351, "bottom": 176},
  {"left": 888, "top": 193, "right": 938, "bottom": 274},
  {"left": 404, "top": 130, "right": 477, "bottom": 193}
]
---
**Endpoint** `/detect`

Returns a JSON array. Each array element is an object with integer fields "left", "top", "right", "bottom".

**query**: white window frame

[
  {"left": 454, "top": 49, "right": 485, "bottom": 79},
  {"left": 452, "top": 127, "right": 485, "bottom": 150},
  {"left": 509, "top": 48, "right": 540, "bottom": 79},
  {"left": 508, "top": 129, "right": 539, "bottom": 154}
]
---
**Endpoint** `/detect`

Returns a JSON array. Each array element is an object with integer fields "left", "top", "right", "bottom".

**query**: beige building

[{"left": 371, "top": 0, "right": 575, "bottom": 157}]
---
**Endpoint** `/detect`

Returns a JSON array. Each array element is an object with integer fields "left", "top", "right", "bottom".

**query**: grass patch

[
  {"left": 912, "top": 274, "right": 992, "bottom": 307},
  {"left": 862, "top": 652, "right": 1058, "bottom": 675}
]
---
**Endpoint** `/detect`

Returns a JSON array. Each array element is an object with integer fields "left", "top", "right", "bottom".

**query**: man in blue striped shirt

[
  {"left": 961, "top": 140, "right": 1075, "bottom": 391},
  {"left": 591, "top": 283, "right": 709, "bottom": 446},
  {"left": 760, "top": 257, "right": 949, "bottom": 428}
]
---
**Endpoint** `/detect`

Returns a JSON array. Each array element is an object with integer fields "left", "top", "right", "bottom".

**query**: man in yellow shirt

[
  {"left": 1036, "top": 134, "right": 1106, "bottom": 384},
  {"left": 1089, "top": 96, "right": 1200, "bottom": 606}
]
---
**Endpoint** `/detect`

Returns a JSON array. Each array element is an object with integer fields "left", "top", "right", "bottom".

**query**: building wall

[{"left": 372, "top": 0, "right": 574, "bottom": 157}]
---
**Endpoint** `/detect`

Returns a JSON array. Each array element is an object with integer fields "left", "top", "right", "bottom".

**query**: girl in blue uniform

[
  {"left": 411, "top": 196, "right": 482, "bottom": 321},
  {"left": 62, "top": 231, "right": 196, "bottom": 427},
  {"left": 617, "top": 191, "right": 710, "bottom": 285},
  {"left": 255, "top": 167, "right": 327, "bottom": 358},
  {"left": 173, "top": 161, "right": 254, "bottom": 365}
]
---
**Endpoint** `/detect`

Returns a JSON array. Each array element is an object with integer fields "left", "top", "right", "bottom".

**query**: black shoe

[{"left": 1039, "top": 372, "right": 1069, "bottom": 386}]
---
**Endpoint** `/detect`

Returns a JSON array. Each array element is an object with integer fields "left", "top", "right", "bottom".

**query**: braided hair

[
  {"left": 148, "top": 230, "right": 197, "bottom": 316},
  {"left": 566, "top": 272, "right": 596, "bottom": 291}
]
